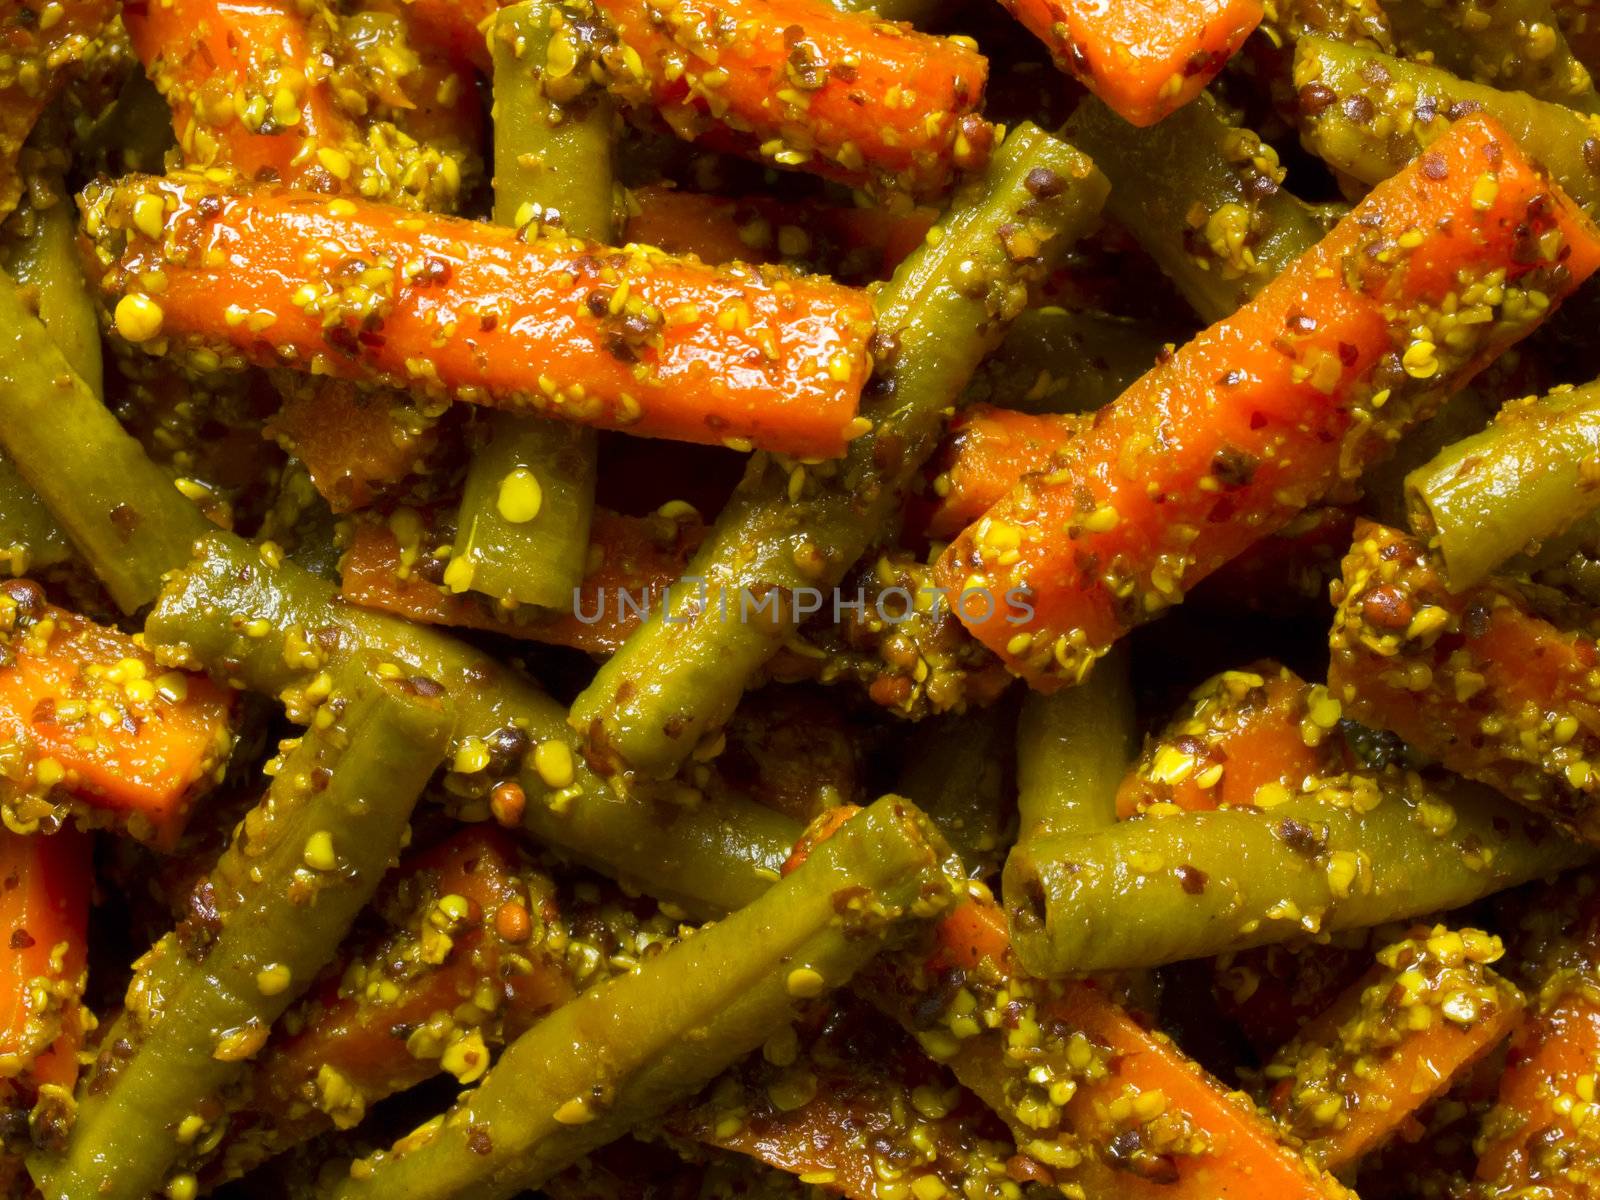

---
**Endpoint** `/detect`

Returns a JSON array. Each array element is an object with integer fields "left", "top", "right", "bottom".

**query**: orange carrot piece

[
  {"left": 1115, "top": 662, "right": 1347, "bottom": 817},
  {"left": 86, "top": 175, "right": 876, "bottom": 459},
  {"left": 596, "top": 0, "right": 993, "bottom": 197},
  {"left": 0, "top": 0, "right": 117, "bottom": 218},
  {"left": 999, "top": 0, "right": 1264, "bottom": 125},
  {"left": 873, "top": 897, "right": 1349, "bottom": 1199},
  {"left": 1263, "top": 925, "right": 1523, "bottom": 1169},
  {"left": 0, "top": 581, "right": 233, "bottom": 847},
  {"left": 0, "top": 827, "right": 89, "bottom": 1094},
  {"left": 339, "top": 506, "right": 704, "bottom": 654},
  {"left": 1476, "top": 889, "right": 1600, "bottom": 1195},
  {"left": 124, "top": 0, "right": 357, "bottom": 188},
  {"left": 935, "top": 114, "right": 1600, "bottom": 691},
  {"left": 263, "top": 377, "right": 442, "bottom": 512},
  {"left": 923, "top": 405, "right": 1079, "bottom": 539},
  {"left": 1328, "top": 520, "right": 1600, "bottom": 844},
  {"left": 212, "top": 826, "right": 579, "bottom": 1178},
  {"left": 624, "top": 184, "right": 937, "bottom": 280}
]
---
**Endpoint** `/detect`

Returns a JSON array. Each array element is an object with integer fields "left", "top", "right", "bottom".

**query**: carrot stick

[
  {"left": 1328, "top": 520, "right": 1600, "bottom": 844},
  {"left": 0, "top": 580, "right": 234, "bottom": 847},
  {"left": 923, "top": 405, "right": 1080, "bottom": 539},
  {"left": 124, "top": 0, "right": 468, "bottom": 209},
  {"left": 85, "top": 175, "right": 877, "bottom": 459},
  {"left": 124, "top": 0, "right": 359, "bottom": 188},
  {"left": 1115, "top": 662, "right": 1349, "bottom": 817},
  {"left": 339, "top": 506, "right": 705, "bottom": 655},
  {"left": 1476, "top": 885, "right": 1600, "bottom": 1194},
  {"left": 596, "top": 0, "right": 993, "bottom": 197},
  {"left": 211, "top": 825, "right": 589, "bottom": 1181},
  {"left": 871, "top": 897, "right": 1350, "bottom": 1199},
  {"left": 935, "top": 114, "right": 1600, "bottom": 691},
  {"left": 1262, "top": 924, "right": 1523, "bottom": 1169},
  {"left": 0, "top": 0, "right": 118, "bottom": 219},
  {"left": 0, "top": 827, "right": 90, "bottom": 1094},
  {"left": 999, "top": 0, "right": 1264, "bottom": 126},
  {"left": 624, "top": 184, "right": 937, "bottom": 281}
]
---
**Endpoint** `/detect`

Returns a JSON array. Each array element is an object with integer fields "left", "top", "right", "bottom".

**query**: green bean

[
  {"left": 1407, "top": 380, "right": 1600, "bottom": 588},
  {"left": 895, "top": 696, "right": 1018, "bottom": 875},
  {"left": 0, "top": 192, "right": 104, "bottom": 575},
  {"left": 967, "top": 306, "right": 1176, "bottom": 415},
  {"left": 29, "top": 665, "right": 450, "bottom": 1200},
  {"left": 449, "top": 0, "right": 613, "bottom": 610},
  {"left": 1385, "top": 0, "right": 1600, "bottom": 111},
  {"left": 0, "top": 266, "right": 210, "bottom": 612},
  {"left": 1005, "top": 770, "right": 1591, "bottom": 975},
  {"left": 569, "top": 123, "right": 1108, "bottom": 782},
  {"left": 1014, "top": 643, "right": 1135, "bottom": 845},
  {"left": 3, "top": 195, "right": 102, "bottom": 392},
  {"left": 325, "top": 797, "right": 958, "bottom": 1200},
  {"left": 144, "top": 532, "right": 803, "bottom": 916},
  {"left": 1294, "top": 37, "right": 1600, "bottom": 218},
  {"left": 1062, "top": 93, "right": 1325, "bottom": 324}
]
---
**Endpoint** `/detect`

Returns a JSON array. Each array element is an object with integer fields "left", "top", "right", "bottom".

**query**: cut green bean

[
  {"left": 4, "top": 195, "right": 103, "bottom": 392},
  {"left": 1294, "top": 37, "right": 1600, "bottom": 217},
  {"left": 0, "top": 266, "right": 210, "bottom": 612},
  {"left": 967, "top": 306, "right": 1177, "bottom": 415},
  {"left": 449, "top": 0, "right": 613, "bottom": 610},
  {"left": 569, "top": 123, "right": 1108, "bottom": 782},
  {"left": 1014, "top": 642, "right": 1135, "bottom": 845},
  {"left": 29, "top": 665, "right": 450, "bottom": 1200},
  {"left": 895, "top": 696, "right": 1018, "bottom": 875},
  {"left": 1062, "top": 93, "right": 1325, "bottom": 323},
  {"left": 325, "top": 797, "right": 957, "bottom": 1200},
  {"left": 0, "top": 192, "right": 104, "bottom": 575},
  {"left": 1005, "top": 770, "right": 1591, "bottom": 975},
  {"left": 1407, "top": 379, "right": 1600, "bottom": 589},
  {"left": 145, "top": 532, "right": 803, "bottom": 916},
  {"left": 1385, "top": 0, "right": 1600, "bottom": 111},
  {"left": 489, "top": 0, "right": 616, "bottom": 240}
]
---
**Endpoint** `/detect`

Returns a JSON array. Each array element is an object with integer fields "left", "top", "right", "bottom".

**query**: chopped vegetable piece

[
  {"left": 1407, "top": 379, "right": 1600, "bottom": 590},
  {"left": 1261, "top": 924, "right": 1523, "bottom": 1167},
  {"left": 83, "top": 174, "right": 876, "bottom": 459},
  {"left": 595, "top": 0, "right": 993, "bottom": 198},
  {"left": 125, "top": 0, "right": 467, "bottom": 209},
  {"left": 870, "top": 897, "right": 1353, "bottom": 1199},
  {"left": 936, "top": 114, "right": 1600, "bottom": 690},
  {"left": 924, "top": 405, "right": 1080, "bottom": 540},
  {"left": 1005, "top": 764, "right": 1591, "bottom": 974},
  {"left": 1115, "top": 663, "right": 1348, "bottom": 817},
  {"left": 999, "top": 0, "right": 1263, "bottom": 126},
  {"left": 1293, "top": 38, "right": 1600, "bottom": 218},
  {"left": 1330, "top": 519, "right": 1600, "bottom": 844},
  {"left": 0, "top": 579, "right": 233, "bottom": 846},
  {"left": 1385, "top": 0, "right": 1599, "bottom": 110},
  {"left": 1015, "top": 641, "right": 1134, "bottom": 841}
]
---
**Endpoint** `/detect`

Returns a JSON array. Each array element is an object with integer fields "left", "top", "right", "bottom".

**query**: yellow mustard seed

[
  {"left": 534, "top": 739, "right": 575, "bottom": 789},
  {"left": 256, "top": 963, "right": 293, "bottom": 996},
  {"left": 785, "top": 966, "right": 826, "bottom": 998},
  {"left": 114, "top": 293, "right": 165, "bottom": 343},
  {"left": 303, "top": 830, "right": 338, "bottom": 872},
  {"left": 496, "top": 467, "right": 544, "bottom": 524}
]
